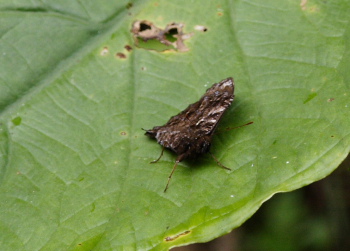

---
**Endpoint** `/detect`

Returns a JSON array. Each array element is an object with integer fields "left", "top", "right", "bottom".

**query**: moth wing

[
  {"left": 145, "top": 78, "right": 234, "bottom": 157},
  {"left": 166, "top": 78, "right": 234, "bottom": 135}
]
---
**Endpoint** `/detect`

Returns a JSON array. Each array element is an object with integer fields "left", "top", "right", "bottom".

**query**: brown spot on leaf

[
  {"left": 125, "top": 45, "right": 132, "bottom": 51},
  {"left": 120, "top": 131, "right": 127, "bottom": 136},
  {"left": 327, "top": 98, "right": 334, "bottom": 102},
  {"left": 165, "top": 230, "right": 191, "bottom": 242},
  {"left": 131, "top": 20, "right": 192, "bottom": 52},
  {"left": 116, "top": 52, "right": 126, "bottom": 59}
]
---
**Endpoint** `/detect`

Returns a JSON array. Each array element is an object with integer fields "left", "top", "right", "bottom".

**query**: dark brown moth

[{"left": 145, "top": 77, "right": 235, "bottom": 192}]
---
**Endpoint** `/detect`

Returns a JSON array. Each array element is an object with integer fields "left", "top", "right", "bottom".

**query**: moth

[{"left": 144, "top": 77, "right": 235, "bottom": 192}]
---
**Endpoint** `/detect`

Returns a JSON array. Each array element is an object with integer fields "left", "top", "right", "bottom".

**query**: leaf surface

[{"left": 0, "top": 0, "right": 349, "bottom": 250}]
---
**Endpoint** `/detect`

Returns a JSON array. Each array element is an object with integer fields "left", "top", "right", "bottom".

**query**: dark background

[{"left": 172, "top": 154, "right": 350, "bottom": 251}]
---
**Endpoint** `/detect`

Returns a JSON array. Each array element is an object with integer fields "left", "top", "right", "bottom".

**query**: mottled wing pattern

[
  {"left": 146, "top": 78, "right": 234, "bottom": 153},
  {"left": 144, "top": 77, "right": 235, "bottom": 192},
  {"left": 163, "top": 77, "right": 234, "bottom": 135}
]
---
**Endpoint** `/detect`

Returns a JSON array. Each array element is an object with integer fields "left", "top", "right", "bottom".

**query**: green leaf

[{"left": 0, "top": 0, "right": 349, "bottom": 250}]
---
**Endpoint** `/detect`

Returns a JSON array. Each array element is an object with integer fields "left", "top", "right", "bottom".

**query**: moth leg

[
  {"left": 164, "top": 154, "right": 186, "bottom": 193},
  {"left": 164, "top": 160, "right": 179, "bottom": 193},
  {"left": 209, "top": 152, "right": 231, "bottom": 171},
  {"left": 150, "top": 146, "right": 165, "bottom": 164}
]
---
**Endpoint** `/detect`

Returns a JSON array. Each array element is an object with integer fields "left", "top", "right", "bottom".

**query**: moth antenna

[
  {"left": 209, "top": 152, "right": 231, "bottom": 171},
  {"left": 164, "top": 160, "right": 179, "bottom": 192},
  {"left": 225, "top": 121, "right": 253, "bottom": 131},
  {"left": 151, "top": 146, "right": 165, "bottom": 164}
]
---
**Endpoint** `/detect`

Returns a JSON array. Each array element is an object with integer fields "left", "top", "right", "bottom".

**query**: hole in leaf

[
  {"left": 139, "top": 23, "right": 152, "bottom": 32},
  {"left": 131, "top": 20, "right": 192, "bottom": 52}
]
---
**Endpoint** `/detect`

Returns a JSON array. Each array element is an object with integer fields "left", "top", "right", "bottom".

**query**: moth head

[{"left": 143, "top": 127, "right": 159, "bottom": 138}]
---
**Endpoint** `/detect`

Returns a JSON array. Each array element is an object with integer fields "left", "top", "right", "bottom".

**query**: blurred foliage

[{"left": 173, "top": 155, "right": 350, "bottom": 251}]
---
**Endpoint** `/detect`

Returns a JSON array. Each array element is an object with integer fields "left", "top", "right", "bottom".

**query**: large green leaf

[{"left": 0, "top": 0, "right": 349, "bottom": 250}]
